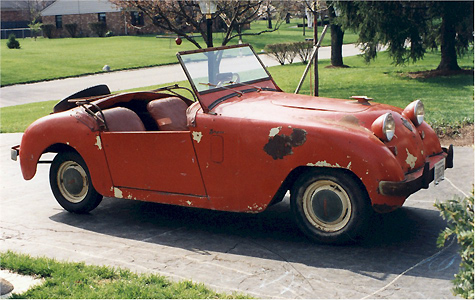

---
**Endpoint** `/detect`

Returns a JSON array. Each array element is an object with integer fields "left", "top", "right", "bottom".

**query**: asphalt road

[{"left": 1, "top": 132, "right": 472, "bottom": 299}]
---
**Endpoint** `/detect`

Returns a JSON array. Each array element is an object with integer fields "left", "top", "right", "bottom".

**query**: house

[
  {"left": 1, "top": 0, "right": 53, "bottom": 38},
  {"left": 40, "top": 0, "right": 158, "bottom": 38}
]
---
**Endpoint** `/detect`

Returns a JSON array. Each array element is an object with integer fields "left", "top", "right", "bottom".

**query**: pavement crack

[
  {"left": 249, "top": 240, "right": 317, "bottom": 294},
  {"left": 225, "top": 242, "right": 239, "bottom": 254},
  {"left": 360, "top": 237, "right": 457, "bottom": 299}
]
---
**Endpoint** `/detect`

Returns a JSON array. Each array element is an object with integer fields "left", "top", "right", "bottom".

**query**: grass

[
  {"left": 1, "top": 20, "right": 357, "bottom": 86},
  {"left": 1, "top": 50, "right": 472, "bottom": 133},
  {"left": 270, "top": 50, "right": 474, "bottom": 125},
  {"left": 0, "top": 251, "right": 247, "bottom": 299}
]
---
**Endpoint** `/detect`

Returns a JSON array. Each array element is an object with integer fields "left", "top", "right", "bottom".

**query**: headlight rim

[
  {"left": 403, "top": 99, "right": 425, "bottom": 126},
  {"left": 371, "top": 112, "right": 396, "bottom": 142}
]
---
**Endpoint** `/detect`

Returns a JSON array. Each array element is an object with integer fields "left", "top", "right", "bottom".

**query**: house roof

[
  {"left": 41, "top": 0, "right": 121, "bottom": 16},
  {"left": 1, "top": 1, "right": 30, "bottom": 11}
]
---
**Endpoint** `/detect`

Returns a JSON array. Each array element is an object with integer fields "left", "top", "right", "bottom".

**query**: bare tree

[{"left": 111, "top": 0, "right": 284, "bottom": 49}]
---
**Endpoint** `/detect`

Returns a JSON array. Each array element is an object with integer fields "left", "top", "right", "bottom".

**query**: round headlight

[
  {"left": 403, "top": 100, "right": 425, "bottom": 126},
  {"left": 372, "top": 113, "right": 396, "bottom": 142}
]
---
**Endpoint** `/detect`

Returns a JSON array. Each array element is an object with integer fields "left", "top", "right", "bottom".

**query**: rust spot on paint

[
  {"left": 340, "top": 115, "right": 360, "bottom": 126},
  {"left": 264, "top": 128, "right": 307, "bottom": 160}
]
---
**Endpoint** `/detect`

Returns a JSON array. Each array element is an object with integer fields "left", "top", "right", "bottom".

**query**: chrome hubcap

[
  {"left": 57, "top": 161, "right": 88, "bottom": 203},
  {"left": 303, "top": 180, "right": 351, "bottom": 232}
]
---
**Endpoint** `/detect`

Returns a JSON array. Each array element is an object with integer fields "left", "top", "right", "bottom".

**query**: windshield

[{"left": 178, "top": 45, "right": 271, "bottom": 93}]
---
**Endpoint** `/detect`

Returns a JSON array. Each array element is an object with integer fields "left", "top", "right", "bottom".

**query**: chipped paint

[
  {"left": 186, "top": 200, "right": 193, "bottom": 206},
  {"left": 247, "top": 203, "right": 265, "bottom": 212},
  {"left": 113, "top": 187, "right": 123, "bottom": 198},
  {"left": 307, "top": 160, "right": 352, "bottom": 170},
  {"left": 94, "top": 136, "right": 102, "bottom": 150},
  {"left": 405, "top": 148, "right": 417, "bottom": 168},
  {"left": 192, "top": 131, "right": 203, "bottom": 143},
  {"left": 269, "top": 127, "right": 282, "bottom": 137}
]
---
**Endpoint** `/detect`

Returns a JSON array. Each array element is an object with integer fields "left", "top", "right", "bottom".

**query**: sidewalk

[{"left": 0, "top": 44, "right": 362, "bottom": 108}]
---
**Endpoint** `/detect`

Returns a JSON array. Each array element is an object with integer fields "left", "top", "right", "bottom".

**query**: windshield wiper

[
  {"left": 199, "top": 82, "right": 244, "bottom": 97},
  {"left": 224, "top": 81, "right": 263, "bottom": 92}
]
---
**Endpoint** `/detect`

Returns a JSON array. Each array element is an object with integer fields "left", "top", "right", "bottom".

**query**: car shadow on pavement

[{"left": 49, "top": 196, "right": 459, "bottom": 282}]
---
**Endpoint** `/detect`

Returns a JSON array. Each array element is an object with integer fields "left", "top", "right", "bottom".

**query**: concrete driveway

[{"left": 1, "top": 131, "right": 472, "bottom": 299}]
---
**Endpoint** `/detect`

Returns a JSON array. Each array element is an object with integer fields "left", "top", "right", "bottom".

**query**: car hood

[
  {"left": 212, "top": 91, "right": 390, "bottom": 129},
  {"left": 269, "top": 93, "right": 377, "bottom": 113}
]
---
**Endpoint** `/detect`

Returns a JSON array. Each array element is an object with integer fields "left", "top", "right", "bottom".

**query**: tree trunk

[
  {"left": 330, "top": 23, "right": 345, "bottom": 67},
  {"left": 437, "top": 5, "right": 460, "bottom": 71},
  {"left": 267, "top": 9, "right": 272, "bottom": 29},
  {"left": 327, "top": 3, "right": 346, "bottom": 67}
]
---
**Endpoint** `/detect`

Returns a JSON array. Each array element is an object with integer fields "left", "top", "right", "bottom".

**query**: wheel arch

[
  {"left": 269, "top": 166, "right": 370, "bottom": 207},
  {"left": 44, "top": 143, "right": 78, "bottom": 155}
]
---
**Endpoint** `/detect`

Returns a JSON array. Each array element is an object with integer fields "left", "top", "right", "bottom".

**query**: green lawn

[
  {"left": 0, "top": 251, "right": 247, "bottom": 299},
  {"left": 270, "top": 50, "right": 474, "bottom": 125},
  {"left": 1, "top": 20, "right": 357, "bottom": 86}
]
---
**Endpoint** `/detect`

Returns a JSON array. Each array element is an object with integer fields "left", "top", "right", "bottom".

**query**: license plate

[{"left": 434, "top": 159, "right": 445, "bottom": 185}]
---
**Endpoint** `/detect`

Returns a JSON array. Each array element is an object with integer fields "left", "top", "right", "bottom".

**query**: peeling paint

[
  {"left": 307, "top": 160, "right": 352, "bottom": 170},
  {"left": 405, "top": 148, "right": 417, "bottom": 168},
  {"left": 269, "top": 127, "right": 282, "bottom": 137},
  {"left": 192, "top": 131, "right": 203, "bottom": 143},
  {"left": 127, "top": 194, "right": 133, "bottom": 199},
  {"left": 247, "top": 203, "right": 265, "bottom": 212},
  {"left": 113, "top": 187, "right": 123, "bottom": 198},
  {"left": 186, "top": 200, "right": 193, "bottom": 206},
  {"left": 94, "top": 136, "right": 102, "bottom": 150}
]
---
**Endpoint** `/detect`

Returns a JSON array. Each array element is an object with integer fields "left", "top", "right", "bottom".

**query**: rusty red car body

[{"left": 12, "top": 44, "right": 453, "bottom": 243}]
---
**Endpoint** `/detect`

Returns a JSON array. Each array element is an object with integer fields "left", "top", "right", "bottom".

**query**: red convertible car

[{"left": 12, "top": 44, "right": 453, "bottom": 243}]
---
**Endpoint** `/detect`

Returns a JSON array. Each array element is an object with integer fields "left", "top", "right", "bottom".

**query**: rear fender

[{"left": 19, "top": 110, "right": 113, "bottom": 196}]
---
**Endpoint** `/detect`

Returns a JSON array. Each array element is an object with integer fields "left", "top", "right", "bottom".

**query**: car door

[{"left": 100, "top": 131, "right": 207, "bottom": 196}]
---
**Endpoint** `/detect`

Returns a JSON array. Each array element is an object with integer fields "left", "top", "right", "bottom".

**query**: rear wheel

[
  {"left": 291, "top": 169, "right": 371, "bottom": 244},
  {"left": 49, "top": 152, "right": 102, "bottom": 213}
]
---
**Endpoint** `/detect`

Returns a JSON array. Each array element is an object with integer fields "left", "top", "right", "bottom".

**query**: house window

[
  {"left": 98, "top": 12, "right": 106, "bottom": 23},
  {"left": 131, "top": 11, "right": 144, "bottom": 26},
  {"left": 55, "top": 15, "right": 62, "bottom": 28}
]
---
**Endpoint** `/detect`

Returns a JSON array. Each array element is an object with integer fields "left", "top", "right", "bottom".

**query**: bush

[
  {"left": 41, "top": 24, "right": 55, "bottom": 39},
  {"left": 65, "top": 23, "right": 78, "bottom": 38},
  {"left": 89, "top": 22, "right": 107, "bottom": 37},
  {"left": 435, "top": 193, "right": 474, "bottom": 299},
  {"left": 6, "top": 34, "right": 20, "bottom": 49},
  {"left": 265, "top": 42, "right": 314, "bottom": 65},
  {"left": 294, "top": 41, "right": 314, "bottom": 64},
  {"left": 264, "top": 43, "right": 290, "bottom": 65}
]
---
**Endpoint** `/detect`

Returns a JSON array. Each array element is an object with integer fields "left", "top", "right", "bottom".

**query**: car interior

[{"left": 94, "top": 93, "right": 193, "bottom": 132}]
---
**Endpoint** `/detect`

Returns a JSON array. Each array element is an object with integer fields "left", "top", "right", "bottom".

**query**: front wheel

[
  {"left": 49, "top": 152, "right": 103, "bottom": 213},
  {"left": 290, "top": 169, "right": 371, "bottom": 244}
]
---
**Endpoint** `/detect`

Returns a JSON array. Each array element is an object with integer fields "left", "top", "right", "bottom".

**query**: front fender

[
  {"left": 19, "top": 109, "right": 113, "bottom": 196},
  {"left": 292, "top": 121, "right": 407, "bottom": 208}
]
